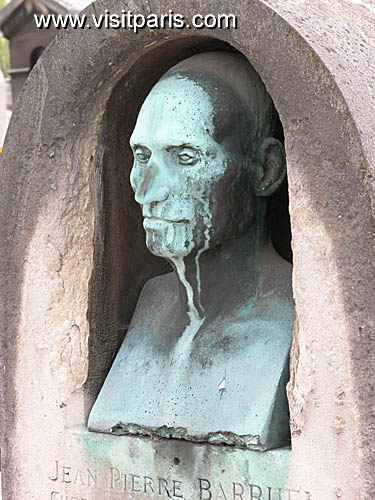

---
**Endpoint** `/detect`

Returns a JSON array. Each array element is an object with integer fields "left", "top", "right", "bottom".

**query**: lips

[{"left": 143, "top": 216, "right": 189, "bottom": 223}]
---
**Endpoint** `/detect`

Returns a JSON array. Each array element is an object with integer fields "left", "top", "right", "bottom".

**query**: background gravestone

[
  {"left": 0, "top": 1, "right": 375, "bottom": 499},
  {"left": 0, "top": 0, "right": 92, "bottom": 104}
]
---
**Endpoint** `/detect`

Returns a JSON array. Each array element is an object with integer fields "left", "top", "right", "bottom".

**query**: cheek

[
  {"left": 183, "top": 156, "right": 228, "bottom": 200},
  {"left": 129, "top": 162, "right": 138, "bottom": 192}
]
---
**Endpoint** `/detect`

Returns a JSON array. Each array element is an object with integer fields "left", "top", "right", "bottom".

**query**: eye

[
  {"left": 133, "top": 146, "right": 151, "bottom": 164},
  {"left": 177, "top": 148, "right": 200, "bottom": 166}
]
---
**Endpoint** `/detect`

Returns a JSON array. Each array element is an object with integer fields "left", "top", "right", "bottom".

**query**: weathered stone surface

[
  {"left": 0, "top": 0, "right": 374, "bottom": 499},
  {"left": 49, "top": 431, "right": 291, "bottom": 499}
]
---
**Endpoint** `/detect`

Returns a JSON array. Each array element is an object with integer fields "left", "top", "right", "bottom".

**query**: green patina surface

[{"left": 89, "top": 52, "right": 294, "bottom": 458}]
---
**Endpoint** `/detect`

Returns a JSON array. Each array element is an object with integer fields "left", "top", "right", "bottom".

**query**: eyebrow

[
  {"left": 131, "top": 142, "right": 200, "bottom": 151},
  {"left": 130, "top": 143, "right": 150, "bottom": 151},
  {"left": 165, "top": 143, "right": 200, "bottom": 150}
]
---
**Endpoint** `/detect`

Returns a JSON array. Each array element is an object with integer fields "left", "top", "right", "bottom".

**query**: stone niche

[{"left": 1, "top": 1, "right": 375, "bottom": 499}]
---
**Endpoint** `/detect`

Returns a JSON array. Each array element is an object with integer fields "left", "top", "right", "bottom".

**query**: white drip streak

[
  {"left": 195, "top": 225, "right": 210, "bottom": 315},
  {"left": 170, "top": 256, "right": 205, "bottom": 373},
  {"left": 167, "top": 205, "right": 212, "bottom": 400},
  {"left": 174, "top": 256, "right": 201, "bottom": 324}
]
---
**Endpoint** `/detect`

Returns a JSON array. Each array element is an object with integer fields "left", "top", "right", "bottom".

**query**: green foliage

[
  {"left": 0, "top": 0, "right": 10, "bottom": 76},
  {"left": 0, "top": 37, "right": 9, "bottom": 77}
]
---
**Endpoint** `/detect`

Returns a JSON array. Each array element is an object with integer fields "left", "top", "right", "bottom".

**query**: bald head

[{"left": 158, "top": 51, "right": 281, "bottom": 159}]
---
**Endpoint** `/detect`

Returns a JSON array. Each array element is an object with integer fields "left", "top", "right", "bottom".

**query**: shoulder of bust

[{"left": 137, "top": 271, "right": 177, "bottom": 303}]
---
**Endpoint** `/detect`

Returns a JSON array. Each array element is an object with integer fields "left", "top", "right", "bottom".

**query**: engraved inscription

[
  {"left": 197, "top": 479, "right": 311, "bottom": 500},
  {"left": 51, "top": 494, "right": 89, "bottom": 500},
  {"left": 48, "top": 461, "right": 312, "bottom": 499},
  {"left": 110, "top": 467, "right": 183, "bottom": 497},
  {"left": 49, "top": 461, "right": 97, "bottom": 487}
]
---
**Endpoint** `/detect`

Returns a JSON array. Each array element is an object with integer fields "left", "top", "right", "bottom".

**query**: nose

[{"left": 130, "top": 158, "right": 170, "bottom": 205}]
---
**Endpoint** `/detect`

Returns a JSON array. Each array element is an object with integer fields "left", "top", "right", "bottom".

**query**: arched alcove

[
  {"left": 1, "top": 1, "right": 374, "bottom": 498},
  {"left": 85, "top": 34, "right": 292, "bottom": 418}
]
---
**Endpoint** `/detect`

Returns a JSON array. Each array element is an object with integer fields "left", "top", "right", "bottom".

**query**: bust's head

[{"left": 130, "top": 52, "right": 286, "bottom": 259}]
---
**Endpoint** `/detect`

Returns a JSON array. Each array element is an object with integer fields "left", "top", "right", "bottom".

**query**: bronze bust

[{"left": 88, "top": 52, "right": 294, "bottom": 451}]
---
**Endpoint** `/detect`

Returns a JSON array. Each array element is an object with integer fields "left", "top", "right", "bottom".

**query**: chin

[{"left": 145, "top": 233, "right": 192, "bottom": 260}]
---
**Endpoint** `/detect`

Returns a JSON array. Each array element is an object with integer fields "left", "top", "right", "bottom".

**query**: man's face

[{"left": 129, "top": 77, "right": 254, "bottom": 259}]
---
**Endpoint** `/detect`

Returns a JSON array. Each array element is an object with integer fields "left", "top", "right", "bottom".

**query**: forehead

[{"left": 130, "top": 77, "right": 215, "bottom": 147}]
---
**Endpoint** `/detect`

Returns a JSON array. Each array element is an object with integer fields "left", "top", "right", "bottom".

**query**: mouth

[{"left": 143, "top": 216, "right": 189, "bottom": 224}]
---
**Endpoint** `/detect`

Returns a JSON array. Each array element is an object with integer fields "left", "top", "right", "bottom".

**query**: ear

[{"left": 254, "top": 138, "right": 286, "bottom": 197}]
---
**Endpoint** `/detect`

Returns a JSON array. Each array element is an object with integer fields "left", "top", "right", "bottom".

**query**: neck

[{"left": 169, "top": 232, "right": 264, "bottom": 323}]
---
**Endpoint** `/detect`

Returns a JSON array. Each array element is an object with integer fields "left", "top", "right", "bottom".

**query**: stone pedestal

[{"left": 46, "top": 430, "right": 292, "bottom": 500}]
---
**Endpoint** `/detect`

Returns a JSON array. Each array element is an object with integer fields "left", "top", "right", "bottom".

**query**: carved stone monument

[
  {"left": 1, "top": 1, "right": 375, "bottom": 499},
  {"left": 88, "top": 52, "right": 294, "bottom": 452}
]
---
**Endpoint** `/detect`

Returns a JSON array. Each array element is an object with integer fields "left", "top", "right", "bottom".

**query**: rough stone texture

[{"left": 0, "top": 0, "right": 374, "bottom": 499}]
